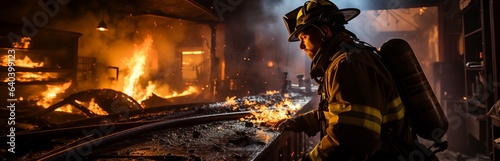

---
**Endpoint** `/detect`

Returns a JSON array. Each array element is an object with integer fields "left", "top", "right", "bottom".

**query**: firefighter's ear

[{"left": 320, "top": 25, "right": 332, "bottom": 38}]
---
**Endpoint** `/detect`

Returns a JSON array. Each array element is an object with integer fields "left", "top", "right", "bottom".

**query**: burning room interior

[{"left": 0, "top": 0, "right": 499, "bottom": 160}]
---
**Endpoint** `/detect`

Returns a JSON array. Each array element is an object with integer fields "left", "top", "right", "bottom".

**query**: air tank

[{"left": 379, "top": 39, "right": 448, "bottom": 141}]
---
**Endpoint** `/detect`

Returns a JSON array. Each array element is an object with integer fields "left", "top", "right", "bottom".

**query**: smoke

[
  {"left": 345, "top": 7, "right": 440, "bottom": 97},
  {"left": 225, "top": 0, "right": 440, "bottom": 95},
  {"left": 1, "top": 0, "right": 441, "bottom": 97},
  {"left": 1, "top": 0, "right": 213, "bottom": 96},
  {"left": 223, "top": 0, "right": 307, "bottom": 92}
]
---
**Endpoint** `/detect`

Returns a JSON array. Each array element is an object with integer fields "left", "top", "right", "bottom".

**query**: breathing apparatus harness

[{"left": 309, "top": 26, "right": 379, "bottom": 138}]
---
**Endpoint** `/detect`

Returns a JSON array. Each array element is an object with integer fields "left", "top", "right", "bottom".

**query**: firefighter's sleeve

[
  {"left": 308, "top": 54, "right": 384, "bottom": 160},
  {"left": 293, "top": 110, "right": 321, "bottom": 136}
]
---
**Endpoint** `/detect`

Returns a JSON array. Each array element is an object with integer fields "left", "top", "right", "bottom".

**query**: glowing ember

[
  {"left": 223, "top": 96, "right": 237, "bottom": 106},
  {"left": 244, "top": 99, "right": 257, "bottom": 106},
  {"left": 265, "top": 90, "right": 280, "bottom": 95},
  {"left": 37, "top": 81, "right": 72, "bottom": 108}
]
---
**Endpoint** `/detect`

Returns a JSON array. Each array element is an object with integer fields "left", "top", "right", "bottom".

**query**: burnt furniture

[{"left": 0, "top": 21, "right": 81, "bottom": 106}]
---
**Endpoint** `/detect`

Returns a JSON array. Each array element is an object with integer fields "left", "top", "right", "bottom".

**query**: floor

[{"left": 436, "top": 151, "right": 490, "bottom": 161}]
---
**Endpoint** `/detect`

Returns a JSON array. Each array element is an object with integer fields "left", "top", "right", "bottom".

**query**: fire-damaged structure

[
  {"left": 0, "top": 0, "right": 499, "bottom": 160},
  {"left": 0, "top": 1, "right": 320, "bottom": 159}
]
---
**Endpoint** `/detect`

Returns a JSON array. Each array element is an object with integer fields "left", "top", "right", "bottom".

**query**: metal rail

[
  {"left": 13, "top": 110, "right": 198, "bottom": 142},
  {"left": 37, "top": 111, "right": 252, "bottom": 161}
]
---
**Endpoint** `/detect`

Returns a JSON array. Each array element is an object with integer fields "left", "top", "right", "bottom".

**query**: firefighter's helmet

[{"left": 283, "top": 0, "right": 360, "bottom": 42}]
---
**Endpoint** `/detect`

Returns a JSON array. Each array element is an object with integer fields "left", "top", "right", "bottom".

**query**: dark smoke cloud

[{"left": 0, "top": 0, "right": 213, "bottom": 93}]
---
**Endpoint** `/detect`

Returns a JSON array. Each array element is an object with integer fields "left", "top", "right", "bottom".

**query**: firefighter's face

[{"left": 298, "top": 27, "right": 324, "bottom": 59}]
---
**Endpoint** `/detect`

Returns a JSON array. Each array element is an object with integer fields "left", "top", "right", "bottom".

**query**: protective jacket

[{"left": 299, "top": 32, "right": 418, "bottom": 160}]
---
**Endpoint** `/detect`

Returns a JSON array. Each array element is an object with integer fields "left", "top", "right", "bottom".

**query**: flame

[
  {"left": 265, "top": 90, "right": 280, "bottom": 95},
  {"left": 37, "top": 81, "right": 72, "bottom": 108},
  {"left": 123, "top": 35, "right": 152, "bottom": 101},
  {"left": 248, "top": 97, "right": 302, "bottom": 124},
  {"left": 244, "top": 99, "right": 256, "bottom": 106},
  {"left": 75, "top": 98, "right": 109, "bottom": 115},
  {"left": 1, "top": 55, "right": 54, "bottom": 82},
  {"left": 223, "top": 96, "right": 237, "bottom": 106},
  {"left": 119, "top": 35, "right": 199, "bottom": 106},
  {"left": 155, "top": 86, "right": 198, "bottom": 99},
  {"left": 4, "top": 72, "right": 57, "bottom": 82},
  {"left": 55, "top": 104, "right": 77, "bottom": 113},
  {"left": 1, "top": 55, "right": 44, "bottom": 68}
]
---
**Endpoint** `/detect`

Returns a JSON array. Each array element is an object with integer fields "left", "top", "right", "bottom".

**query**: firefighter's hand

[{"left": 273, "top": 118, "right": 300, "bottom": 132}]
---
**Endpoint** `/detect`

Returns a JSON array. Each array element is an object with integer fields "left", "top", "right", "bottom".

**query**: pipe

[
  {"left": 37, "top": 111, "right": 251, "bottom": 161},
  {"left": 55, "top": 102, "right": 210, "bottom": 128},
  {"left": 13, "top": 110, "right": 198, "bottom": 142}
]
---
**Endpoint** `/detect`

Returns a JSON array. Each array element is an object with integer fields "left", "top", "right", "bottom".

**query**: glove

[
  {"left": 298, "top": 152, "right": 312, "bottom": 161},
  {"left": 273, "top": 110, "right": 320, "bottom": 136},
  {"left": 273, "top": 118, "right": 301, "bottom": 132}
]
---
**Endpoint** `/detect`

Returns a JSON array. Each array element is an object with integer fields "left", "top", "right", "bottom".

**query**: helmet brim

[{"left": 287, "top": 8, "right": 360, "bottom": 42}]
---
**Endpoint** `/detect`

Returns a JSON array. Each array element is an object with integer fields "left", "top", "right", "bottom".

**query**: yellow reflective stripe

[
  {"left": 325, "top": 102, "right": 351, "bottom": 126},
  {"left": 339, "top": 116, "right": 381, "bottom": 134},
  {"left": 350, "top": 105, "right": 383, "bottom": 121},
  {"left": 382, "top": 107, "right": 405, "bottom": 123},
  {"left": 297, "top": 9, "right": 304, "bottom": 21},
  {"left": 309, "top": 145, "right": 320, "bottom": 161},
  {"left": 383, "top": 97, "right": 406, "bottom": 123},
  {"left": 327, "top": 104, "right": 382, "bottom": 134},
  {"left": 388, "top": 97, "right": 402, "bottom": 108},
  {"left": 309, "top": 135, "right": 339, "bottom": 161}
]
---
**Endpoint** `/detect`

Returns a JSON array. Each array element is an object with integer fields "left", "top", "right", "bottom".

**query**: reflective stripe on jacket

[{"left": 304, "top": 33, "right": 414, "bottom": 161}]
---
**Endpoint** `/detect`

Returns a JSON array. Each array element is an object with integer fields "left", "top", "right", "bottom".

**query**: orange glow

[
  {"left": 182, "top": 51, "right": 203, "bottom": 55},
  {"left": 1, "top": 55, "right": 55, "bottom": 82},
  {"left": 123, "top": 35, "right": 152, "bottom": 101},
  {"left": 55, "top": 104, "right": 77, "bottom": 113},
  {"left": 4, "top": 72, "right": 57, "bottom": 82},
  {"left": 155, "top": 86, "right": 198, "bottom": 99},
  {"left": 223, "top": 96, "right": 237, "bottom": 106},
  {"left": 247, "top": 97, "right": 302, "bottom": 124},
  {"left": 265, "top": 90, "right": 280, "bottom": 95},
  {"left": 1, "top": 55, "right": 44, "bottom": 68},
  {"left": 223, "top": 96, "right": 237, "bottom": 110},
  {"left": 97, "top": 27, "right": 108, "bottom": 31},
  {"left": 267, "top": 61, "right": 274, "bottom": 67},
  {"left": 75, "top": 98, "right": 109, "bottom": 115},
  {"left": 120, "top": 35, "right": 199, "bottom": 106},
  {"left": 37, "top": 81, "right": 72, "bottom": 109}
]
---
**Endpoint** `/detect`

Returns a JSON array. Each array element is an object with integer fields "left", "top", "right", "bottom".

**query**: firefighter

[{"left": 275, "top": 0, "right": 436, "bottom": 160}]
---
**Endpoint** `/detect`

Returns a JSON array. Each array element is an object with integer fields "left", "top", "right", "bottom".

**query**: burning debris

[
  {"left": 4, "top": 89, "right": 314, "bottom": 160},
  {"left": 1, "top": 55, "right": 43, "bottom": 67},
  {"left": 206, "top": 91, "right": 310, "bottom": 127},
  {"left": 114, "top": 35, "right": 200, "bottom": 107},
  {"left": 36, "top": 81, "right": 73, "bottom": 109},
  {"left": 1, "top": 55, "right": 57, "bottom": 82}
]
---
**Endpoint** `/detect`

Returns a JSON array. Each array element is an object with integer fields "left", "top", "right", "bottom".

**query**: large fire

[
  {"left": 1, "top": 55, "right": 44, "bottom": 67},
  {"left": 120, "top": 35, "right": 198, "bottom": 106},
  {"left": 1, "top": 55, "right": 55, "bottom": 82},
  {"left": 25, "top": 35, "right": 198, "bottom": 114},
  {"left": 36, "top": 81, "right": 72, "bottom": 108}
]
